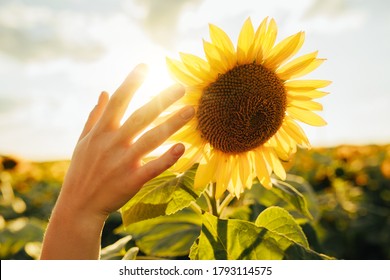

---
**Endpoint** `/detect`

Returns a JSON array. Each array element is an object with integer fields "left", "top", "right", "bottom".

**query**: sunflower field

[{"left": 1, "top": 144, "right": 389, "bottom": 260}]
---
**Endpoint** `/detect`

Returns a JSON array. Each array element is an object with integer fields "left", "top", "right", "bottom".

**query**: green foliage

[
  {"left": 190, "top": 210, "right": 329, "bottom": 260},
  {"left": 2, "top": 144, "right": 389, "bottom": 260},
  {"left": 124, "top": 208, "right": 201, "bottom": 258},
  {"left": 100, "top": 235, "right": 140, "bottom": 260},
  {"left": 100, "top": 235, "right": 136, "bottom": 260},
  {"left": 121, "top": 164, "right": 204, "bottom": 225},
  {"left": 0, "top": 217, "right": 45, "bottom": 259},
  {"left": 119, "top": 154, "right": 332, "bottom": 259},
  {"left": 248, "top": 178, "right": 314, "bottom": 220},
  {"left": 290, "top": 145, "right": 390, "bottom": 259},
  {"left": 0, "top": 158, "right": 64, "bottom": 259},
  {"left": 255, "top": 206, "right": 308, "bottom": 248}
]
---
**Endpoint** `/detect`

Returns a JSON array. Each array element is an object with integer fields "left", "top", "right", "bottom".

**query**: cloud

[
  {"left": 305, "top": 0, "right": 347, "bottom": 17},
  {"left": 0, "top": 2, "right": 106, "bottom": 62},
  {"left": 302, "top": 0, "right": 368, "bottom": 33},
  {"left": 130, "top": 0, "right": 203, "bottom": 48},
  {"left": 0, "top": 0, "right": 205, "bottom": 61},
  {"left": 1, "top": 0, "right": 125, "bottom": 15},
  {"left": 0, "top": 96, "right": 28, "bottom": 115}
]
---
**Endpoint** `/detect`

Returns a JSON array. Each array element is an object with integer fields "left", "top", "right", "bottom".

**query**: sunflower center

[{"left": 197, "top": 63, "right": 287, "bottom": 154}]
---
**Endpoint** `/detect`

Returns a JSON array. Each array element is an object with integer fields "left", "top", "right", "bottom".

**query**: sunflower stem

[
  {"left": 204, "top": 183, "right": 219, "bottom": 216},
  {"left": 189, "top": 201, "right": 203, "bottom": 215},
  {"left": 218, "top": 193, "right": 235, "bottom": 217},
  {"left": 202, "top": 187, "right": 213, "bottom": 216}
]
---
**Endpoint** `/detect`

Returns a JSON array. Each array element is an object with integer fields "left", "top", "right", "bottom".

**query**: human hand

[
  {"left": 40, "top": 64, "right": 194, "bottom": 259},
  {"left": 62, "top": 63, "right": 194, "bottom": 220}
]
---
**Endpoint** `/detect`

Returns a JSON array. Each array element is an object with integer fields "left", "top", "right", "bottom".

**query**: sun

[{"left": 166, "top": 17, "right": 330, "bottom": 198}]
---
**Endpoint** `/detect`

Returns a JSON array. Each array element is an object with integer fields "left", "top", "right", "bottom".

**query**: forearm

[{"left": 40, "top": 197, "right": 107, "bottom": 260}]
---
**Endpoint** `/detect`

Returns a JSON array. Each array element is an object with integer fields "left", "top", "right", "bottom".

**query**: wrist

[
  {"left": 53, "top": 192, "right": 108, "bottom": 235},
  {"left": 40, "top": 192, "right": 108, "bottom": 259}
]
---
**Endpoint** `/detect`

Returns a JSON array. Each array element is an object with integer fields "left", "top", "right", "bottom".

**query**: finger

[
  {"left": 129, "top": 105, "right": 195, "bottom": 159},
  {"left": 118, "top": 84, "right": 185, "bottom": 142},
  {"left": 78, "top": 91, "right": 109, "bottom": 141},
  {"left": 99, "top": 64, "right": 148, "bottom": 130},
  {"left": 129, "top": 143, "right": 185, "bottom": 190}
]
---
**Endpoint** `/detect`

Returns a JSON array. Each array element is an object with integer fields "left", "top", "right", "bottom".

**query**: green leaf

[
  {"left": 100, "top": 235, "right": 133, "bottom": 260},
  {"left": 191, "top": 212, "right": 331, "bottom": 260},
  {"left": 126, "top": 208, "right": 202, "bottom": 258},
  {"left": 270, "top": 179, "right": 313, "bottom": 220},
  {"left": 246, "top": 177, "right": 317, "bottom": 221},
  {"left": 284, "top": 175, "right": 321, "bottom": 221},
  {"left": 121, "top": 164, "right": 204, "bottom": 226},
  {"left": 188, "top": 237, "right": 200, "bottom": 260},
  {"left": 122, "top": 247, "right": 139, "bottom": 260},
  {"left": 254, "top": 206, "right": 308, "bottom": 248}
]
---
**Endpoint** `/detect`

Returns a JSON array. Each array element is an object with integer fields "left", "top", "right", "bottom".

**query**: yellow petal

[
  {"left": 203, "top": 40, "right": 230, "bottom": 73},
  {"left": 283, "top": 117, "right": 311, "bottom": 148},
  {"left": 277, "top": 128, "right": 295, "bottom": 150},
  {"left": 260, "top": 18, "right": 278, "bottom": 59},
  {"left": 166, "top": 57, "right": 202, "bottom": 86},
  {"left": 277, "top": 128, "right": 297, "bottom": 155},
  {"left": 237, "top": 18, "right": 255, "bottom": 64},
  {"left": 209, "top": 23, "right": 235, "bottom": 57},
  {"left": 278, "top": 51, "right": 317, "bottom": 71},
  {"left": 269, "top": 149, "right": 286, "bottom": 180},
  {"left": 194, "top": 152, "right": 217, "bottom": 189},
  {"left": 277, "top": 51, "right": 325, "bottom": 80},
  {"left": 287, "top": 107, "right": 327, "bottom": 126},
  {"left": 238, "top": 153, "right": 252, "bottom": 188},
  {"left": 254, "top": 149, "right": 272, "bottom": 189},
  {"left": 215, "top": 154, "right": 231, "bottom": 199},
  {"left": 169, "top": 120, "right": 199, "bottom": 142},
  {"left": 179, "top": 52, "right": 215, "bottom": 83},
  {"left": 287, "top": 90, "right": 329, "bottom": 100},
  {"left": 284, "top": 80, "right": 332, "bottom": 91},
  {"left": 263, "top": 147, "right": 286, "bottom": 180},
  {"left": 172, "top": 144, "right": 204, "bottom": 172},
  {"left": 285, "top": 59, "right": 325, "bottom": 80},
  {"left": 267, "top": 135, "right": 279, "bottom": 151},
  {"left": 289, "top": 99, "right": 323, "bottom": 111},
  {"left": 252, "top": 17, "right": 268, "bottom": 62},
  {"left": 273, "top": 140, "right": 290, "bottom": 161},
  {"left": 226, "top": 155, "right": 245, "bottom": 197},
  {"left": 272, "top": 131, "right": 292, "bottom": 159},
  {"left": 264, "top": 31, "right": 305, "bottom": 70},
  {"left": 180, "top": 91, "right": 202, "bottom": 106}
]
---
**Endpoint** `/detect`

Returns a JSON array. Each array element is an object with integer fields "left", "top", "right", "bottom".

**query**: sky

[{"left": 0, "top": 0, "right": 389, "bottom": 161}]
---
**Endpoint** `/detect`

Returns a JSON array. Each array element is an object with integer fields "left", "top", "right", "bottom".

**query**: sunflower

[{"left": 166, "top": 17, "right": 330, "bottom": 198}]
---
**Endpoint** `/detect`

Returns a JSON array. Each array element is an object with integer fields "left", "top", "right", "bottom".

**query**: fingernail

[
  {"left": 98, "top": 91, "right": 107, "bottom": 104},
  {"left": 169, "top": 84, "right": 185, "bottom": 100},
  {"left": 133, "top": 63, "right": 149, "bottom": 77},
  {"left": 180, "top": 106, "right": 195, "bottom": 120},
  {"left": 172, "top": 143, "right": 185, "bottom": 156}
]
